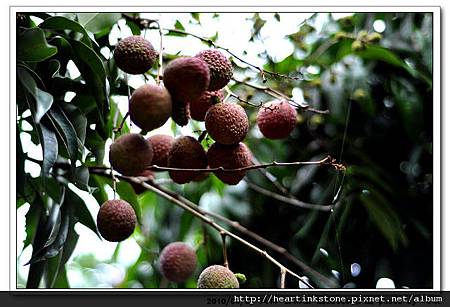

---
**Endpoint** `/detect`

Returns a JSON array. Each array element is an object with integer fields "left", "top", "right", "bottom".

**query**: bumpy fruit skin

[
  {"left": 197, "top": 265, "right": 239, "bottom": 289},
  {"left": 207, "top": 142, "right": 252, "bottom": 185},
  {"left": 189, "top": 90, "right": 224, "bottom": 121},
  {"left": 109, "top": 133, "right": 153, "bottom": 176},
  {"left": 256, "top": 100, "right": 297, "bottom": 139},
  {"left": 167, "top": 136, "right": 207, "bottom": 184},
  {"left": 163, "top": 57, "right": 210, "bottom": 101},
  {"left": 129, "top": 84, "right": 172, "bottom": 132},
  {"left": 114, "top": 36, "right": 158, "bottom": 74},
  {"left": 159, "top": 242, "right": 197, "bottom": 283},
  {"left": 205, "top": 103, "right": 249, "bottom": 145},
  {"left": 171, "top": 99, "right": 191, "bottom": 126},
  {"left": 196, "top": 49, "right": 233, "bottom": 91},
  {"left": 130, "top": 170, "right": 155, "bottom": 195},
  {"left": 147, "top": 134, "right": 175, "bottom": 168},
  {"left": 97, "top": 200, "right": 137, "bottom": 242}
]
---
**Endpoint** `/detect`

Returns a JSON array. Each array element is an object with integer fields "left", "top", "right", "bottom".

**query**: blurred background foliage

[{"left": 16, "top": 12, "right": 433, "bottom": 289}]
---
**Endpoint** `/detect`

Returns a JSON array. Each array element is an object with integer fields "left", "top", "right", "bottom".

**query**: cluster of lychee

[{"left": 95, "top": 35, "right": 300, "bottom": 285}]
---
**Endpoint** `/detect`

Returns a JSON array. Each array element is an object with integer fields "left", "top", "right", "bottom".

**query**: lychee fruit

[
  {"left": 109, "top": 133, "right": 153, "bottom": 176},
  {"left": 113, "top": 35, "right": 158, "bottom": 74},
  {"left": 163, "top": 57, "right": 210, "bottom": 101},
  {"left": 167, "top": 136, "right": 207, "bottom": 184},
  {"left": 196, "top": 49, "right": 233, "bottom": 91},
  {"left": 197, "top": 265, "right": 239, "bottom": 289},
  {"left": 256, "top": 100, "right": 297, "bottom": 139},
  {"left": 171, "top": 99, "right": 191, "bottom": 126},
  {"left": 207, "top": 142, "right": 252, "bottom": 185},
  {"left": 159, "top": 242, "right": 197, "bottom": 283},
  {"left": 129, "top": 84, "right": 172, "bottom": 132},
  {"left": 205, "top": 102, "right": 249, "bottom": 145},
  {"left": 130, "top": 170, "right": 155, "bottom": 195},
  {"left": 147, "top": 134, "right": 175, "bottom": 168},
  {"left": 97, "top": 200, "right": 137, "bottom": 242},
  {"left": 189, "top": 90, "right": 224, "bottom": 121}
]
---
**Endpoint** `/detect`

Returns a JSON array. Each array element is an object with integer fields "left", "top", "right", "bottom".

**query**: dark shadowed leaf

[
  {"left": 73, "top": 165, "right": 90, "bottom": 191},
  {"left": 18, "top": 28, "right": 58, "bottom": 62},
  {"left": 66, "top": 188, "right": 100, "bottom": 238},
  {"left": 39, "top": 123, "right": 58, "bottom": 177},
  {"left": 40, "top": 16, "right": 92, "bottom": 47},
  {"left": 17, "top": 66, "right": 54, "bottom": 124}
]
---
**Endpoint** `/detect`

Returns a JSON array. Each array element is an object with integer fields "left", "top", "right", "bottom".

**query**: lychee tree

[{"left": 16, "top": 12, "right": 433, "bottom": 288}]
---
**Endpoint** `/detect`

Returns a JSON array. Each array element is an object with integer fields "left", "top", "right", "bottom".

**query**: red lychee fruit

[
  {"left": 167, "top": 136, "right": 207, "bottom": 184},
  {"left": 97, "top": 200, "right": 137, "bottom": 242},
  {"left": 129, "top": 84, "right": 172, "bottom": 132},
  {"left": 205, "top": 102, "right": 249, "bottom": 145},
  {"left": 113, "top": 36, "right": 158, "bottom": 74},
  {"left": 109, "top": 133, "right": 153, "bottom": 176},
  {"left": 163, "top": 57, "right": 210, "bottom": 101},
  {"left": 147, "top": 134, "right": 175, "bottom": 168},
  {"left": 207, "top": 142, "right": 252, "bottom": 185},
  {"left": 171, "top": 99, "right": 191, "bottom": 126},
  {"left": 195, "top": 49, "right": 233, "bottom": 91},
  {"left": 256, "top": 100, "right": 297, "bottom": 139},
  {"left": 189, "top": 90, "right": 224, "bottom": 121},
  {"left": 159, "top": 242, "right": 197, "bottom": 283}
]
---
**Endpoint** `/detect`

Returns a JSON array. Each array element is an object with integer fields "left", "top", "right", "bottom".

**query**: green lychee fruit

[
  {"left": 171, "top": 99, "right": 191, "bottom": 126},
  {"left": 196, "top": 49, "right": 233, "bottom": 91},
  {"left": 205, "top": 102, "right": 249, "bottom": 145},
  {"left": 147, "top": 134, "right": 175, "bottom": 168},
  {"left": 129, "top": 84, "right": 172, "bottom": 132},
  {"left": 130, "top": 169, "right": 155, "bottom": 195},
  {"left": 189, "top": 90, "right": 224, "bottom": 121},
  {"left": 167, "top": 136, "right": 207, "bottom": 184},
  {"left": 256, "top": 100, "right": 297, "bottom": 139},
  {"left": 109, "top": 133, "right": 153, "bottom": 176},
  {"left": 97, "top": 200, "right": 137, "bottom": 242},
  {"left": 207, "top": 142, "right": 252, "bottom": 185},
  {"left": 113, "top": 35, "right": 158, "bottom": 74},
  {"left": 163, "top": 57, "right": 210, "bottom": 101},
  {"left": 197, "top": 265, "right": 239, "bottom": 289},
  {"left": 159, "top": 242, "right": 197, "bottom": 283}
]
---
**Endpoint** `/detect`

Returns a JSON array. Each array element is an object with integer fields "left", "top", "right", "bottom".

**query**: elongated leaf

[
  {"left": 39, "top": 123, "right": 58, "bottom": 177},
  {"left": 77, "top": 13, "right": 121, "bottom": 35},
  {"left": 23, "top": 198, "right": 44, "bottom": 251},
  {"left": 18, "top": 27, "right": 57, "bottom": 62},
  {"left": 17, "top": 67, "right": 54, "bottom": 123},
  {"left": 60, "top": 102, "right": 87, "bottom": 145},
  {"left": 48, "top": 105, "right": 79, "bottom": 167},
  {"left": 68, "top": 39, "right": 108, "bottom": 135},
  {"left": 116, "top": 181, "right": 142, "bottom": 225},
  {"left": 41, "top": 203, "right": 62, "bottom": 250},
  {"left": 66, "top": 188, "right": 100, "bottom": 238},
  {"left": 73, "top": 165, "right": 90, "bottom": 191},
  {"left": 40, "top": 16, "right": 91, "bottom": 47}
]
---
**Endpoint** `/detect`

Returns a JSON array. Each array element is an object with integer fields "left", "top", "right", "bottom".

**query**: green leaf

[
  {"left": 60, "top": 102, "right": 87, "bottom": 149},
  {"left": 77, "top": 13, "right": 121, "bottom": 36},
  {"left": 39, "top": 16, "right": 92, "bottom": 47},
  {"left": 175, "top": 20, "right": 185, "bottom": 31},
  {"left": 360, "top": 189, "right": 408, "bottom": 251},
  {"left": 48, "top": 105, "right": 79, "bottom": 168},
  {"left": 66, "top": 188, "right": 100, "bottom": 238},
  {"left": 17, "top": 66, "right": 54, "bottom": 124},
  {"left": 116, "top": 181, "right": 142, "bottom": 225},
  {"left": 191, "top": 13, "right": 200, "bottom": 23},
  {"left": 356, "top": 45, "right": 405, "bottom": 67},
  {"left": 39, "top": 123, "right": 58, "bottom": 177},
  {"left": 68, "top": 39, "right": 108, "bottom": 135},
  {"left": 72, "top": 165, "right": 90, "bottom": 191},
  {"left": 17, "top": 28, "right": 57, "bottom": 62}
]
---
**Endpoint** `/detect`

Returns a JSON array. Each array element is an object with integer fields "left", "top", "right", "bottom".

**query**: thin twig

[
  {"left": 232, "top": 77, "right": 329, "bottom": 114},
  {"left": 280, "top": 268, "right": 287, "bottom": 289},
  {"left": 113, "top": 112, "right": 129, "bottom": 134},
  {"left": 221, "top": 231, "right": 229, "bottom": 269},
  {"left": 245, "top": 180, "right": 333, "bottom": 211},
  {"left": 147, "top": 155, "right": 344, "bottom": 173}
]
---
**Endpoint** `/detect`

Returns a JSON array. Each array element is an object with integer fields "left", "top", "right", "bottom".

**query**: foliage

[{"left": 16, "top": 12, "right": 433, "bottom": 288}]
